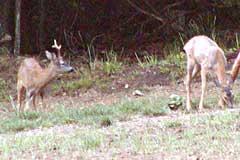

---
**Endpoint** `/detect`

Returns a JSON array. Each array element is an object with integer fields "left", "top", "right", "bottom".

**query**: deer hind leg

[
  {"left": 199, "top": 68, "right": 207, "bottom": 111},
  {"left": 186, "top": 60, "right": 195, "bottom": 111}
]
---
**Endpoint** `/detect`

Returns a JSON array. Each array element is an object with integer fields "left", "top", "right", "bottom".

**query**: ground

[{"left": 0, "top": 53, "right": 240, "bottom": 159}]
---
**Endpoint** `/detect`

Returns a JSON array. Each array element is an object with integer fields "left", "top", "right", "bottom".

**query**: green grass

[
  {"left": 0, "top": 96, "right": 169, "bottom": 133},
  {"left": 1, "top": 89, "right": 240, "bottom": 159},
  {"left": 0, "top": 78, "right": 9, "bottom": 101},
  {"left": 1, "top": 102, "right": 240, "bottom": 158},
  {"left": 135, "top": 53, "right": 160, "bottom": 68},
  {"left": 0, "top": 128, "right": 105, "bottom": 159},
  {"left": 52, "top": 74, "right": 94, "bottom": 92}
]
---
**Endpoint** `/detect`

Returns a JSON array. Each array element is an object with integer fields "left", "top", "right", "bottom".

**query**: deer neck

[
  {"left": 38, "top": 63, "right": 57, "bottom": 88},
  {"left": 216, "top": 64, "right": 228, "bottom": 87}
]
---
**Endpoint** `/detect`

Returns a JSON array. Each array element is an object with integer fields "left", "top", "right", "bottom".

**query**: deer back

[
  {"left": 184, "top": 35, "right": 227, "bottom": 71},
  {"left": 18, "top": 58, "right": 47, "bottom": 89}
]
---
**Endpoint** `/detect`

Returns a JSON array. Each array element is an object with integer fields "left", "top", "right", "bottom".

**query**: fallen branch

[{"left": 126, "top": 0, "right": 164, "bottom": 23}]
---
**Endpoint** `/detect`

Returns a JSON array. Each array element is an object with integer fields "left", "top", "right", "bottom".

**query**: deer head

[
  {"left": 47, "top": 39, "right": 74, "bottom": 73},
  {"left": 218, "top": 84, "right": 234, "bottom": 109},
  {"left": 214, "top": 51, "right": 240, "bottom": 109}
]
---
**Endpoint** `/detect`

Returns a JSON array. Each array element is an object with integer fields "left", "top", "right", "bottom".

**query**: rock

[{"left": 132, "top": 90, "right": 144, "bottom": 96}]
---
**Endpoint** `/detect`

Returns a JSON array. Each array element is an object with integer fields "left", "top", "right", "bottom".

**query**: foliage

[
  {"left": 1, "top": 1, "right": 239, "bottom": 58},
  {"left": 135, "top": 53, "right": 159, "bottom": 68},
  {"left": 0, "top": 78, "right": 8, "bottom": 100},
  {"left": 159, "top": 44, "right": 186, "bottom": 81},
  {"left": 102, "top": 49, "right": 122, "bottom": 75}
]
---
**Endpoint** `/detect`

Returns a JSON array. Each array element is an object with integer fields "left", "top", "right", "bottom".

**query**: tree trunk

[
  {"left": 14, "top": 0, "right": 21, "bottom": 56},
  {"left": 39, "top": 0, "right": 45, "bottom": 54}
]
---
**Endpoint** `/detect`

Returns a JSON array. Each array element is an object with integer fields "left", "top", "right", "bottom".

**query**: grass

[
  {"left": 0, "top": 95, "right": 169, "bottom": 133},
  {"left": 1, "top": 109, "right": 240, "bottom": 159},
  {"left": 135, "top": 53, "right": 159, "bottom": 68},
  {"left": 102, "top": 49, "right": 122, "bottom": 75},
  {"left": 0, "top": 78, "right": 9, "bottom": 101}
]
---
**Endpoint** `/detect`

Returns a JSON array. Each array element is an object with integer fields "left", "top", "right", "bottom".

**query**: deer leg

[
  {"left": 191, "top": 64, "right": 201, "bottom": 79},
  {"left": 39, "top": 90, "right": 45, "bottom": 109},
  {"left": 199, "top": 68, "right": 207, "bottom": 111},
  {"left": 32, "top": 93, "right": 37, "bottom": 111},
  {"left": 17, "top": 86, "right": 25, "bottom": 112},
  {"left": 186, "top": 60, "right": 195, "bottom": 111},
  {"left": 25, "top": 90, "right": 34, "bottom": 111}
]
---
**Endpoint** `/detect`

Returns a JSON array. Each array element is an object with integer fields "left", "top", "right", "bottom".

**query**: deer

[
  {"left": 17, "top": 39, "right": 74, "bottom": 112},
  {"left": 183, "top": 35, "right": 239, "bottom": 111}
]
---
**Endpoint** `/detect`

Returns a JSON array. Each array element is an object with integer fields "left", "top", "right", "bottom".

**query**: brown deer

[
  {"left": 230, "top": 51, "right": 240, "bottom": 82},
  {"left": 17, "top": 39, "right": 74, "bottom": 112},
  {"left": 184, "top": 35, "right": 237, "bottom": 111}
]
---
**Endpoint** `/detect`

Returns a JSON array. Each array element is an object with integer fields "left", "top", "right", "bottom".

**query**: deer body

[
  {"left": 184, "top": 35, "right": 233, "bottom": 111},
  {"left": 17, "top": 40, "right": 74, "bottom": 112}
]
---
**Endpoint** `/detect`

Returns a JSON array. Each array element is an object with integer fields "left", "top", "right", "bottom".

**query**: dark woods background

[{"left": 0, "top": 0, "right": 240, "bottom": 58}]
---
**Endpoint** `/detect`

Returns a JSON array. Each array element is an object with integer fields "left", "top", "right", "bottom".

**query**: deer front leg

[
  {"left": 32, "top": 93, "right": 37, "bottom": 111},
  {"left": 17, "top": 86, "right": 25, "bottom": 112},
  {"left": 39, "top": 90, "right": 45, "bottom": 108},
  {"left": 199, "top": 68, "right": 207, "bottom": 111},
  {"left": 186, "top": 61, "right": 194, "bottom": 111}
]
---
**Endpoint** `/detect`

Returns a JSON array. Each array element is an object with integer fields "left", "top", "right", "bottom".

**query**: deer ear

[{"left": 45, "top": 50, "right": 56, "bottom": 60}]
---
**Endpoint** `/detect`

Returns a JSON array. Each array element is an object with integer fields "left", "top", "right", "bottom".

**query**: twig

[{"left": 126, "top": 0, "right": 164, "bottom": 23}]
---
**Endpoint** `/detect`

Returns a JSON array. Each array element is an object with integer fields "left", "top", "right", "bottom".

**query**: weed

[
  {"left": 100, "top": 116, "right": 112, "bottom": 127},
  {"left": 135, "top": 52, "right": 159, "bottom": 68},
  {"left": 227, "top": 33, "right": 240, "bottom": 53},
  {"left": 164, "top": 120, "right": 182, "bottom": 128},
  {"left": 102, "top": 49, "right": 122, "bottom": 75}
]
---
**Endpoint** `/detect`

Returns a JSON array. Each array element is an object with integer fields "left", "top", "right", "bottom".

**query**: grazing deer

[
  {"left": 230, "top": 51, "right": 240, "bottom": 82},
  {"left": 184, "top": 35, "right": 236, "bottom": 111},
  {"left": 17, "top": 39, "right": 74, "bottom": 112}
]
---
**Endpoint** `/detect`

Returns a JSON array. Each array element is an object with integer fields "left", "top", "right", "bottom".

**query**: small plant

[
  {"left": 168, "top": 94, "right": 185, "bottom": 111},
  {"left": 227, "top": 33, "right": 240, "bottom": 53},
  {"left": 100, "top": 116, "right": 112, "bottom": 127},
  {"left": 143, "top": 106, "right": 168, "bottom": 117},
  {"left": 164, "top": 120, "right": 182, "bottom": 128},
  {"left": 102, "top": 49, "right": 122, "bottom": 75},
  {"left": 135, "top": 52, "right": 159, "bottom": 68}
]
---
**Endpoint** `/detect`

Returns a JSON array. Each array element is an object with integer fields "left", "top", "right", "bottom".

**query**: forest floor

[{"left": 1, "top": 54, "right": 240, "bottom": 159}]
